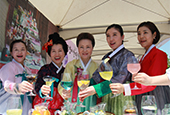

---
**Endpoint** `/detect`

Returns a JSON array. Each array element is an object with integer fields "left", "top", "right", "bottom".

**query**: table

[{"left": 78, "top": 111, "right": 115, "bottom": 115}]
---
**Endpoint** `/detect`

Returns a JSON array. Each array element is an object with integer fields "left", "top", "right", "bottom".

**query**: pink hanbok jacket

[{"left": 0, "top": 59, "right": 32, "bottom": 115}]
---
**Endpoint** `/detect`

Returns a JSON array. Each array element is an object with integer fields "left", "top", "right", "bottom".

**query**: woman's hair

[
  {"left": 105, "top": 24, "right": 124, "bottom": 36},
  {"left": 137, "top": 21, "right": 160, "bottom": 44},
  {"left": 76, "top": 33, "right": 95, "bottom": 47},
  {"left": 10, "top": 39, "right": 27, "bottom": 52},
  {"left": 47, "top": 32, "right": 68, "bottom": 56}
]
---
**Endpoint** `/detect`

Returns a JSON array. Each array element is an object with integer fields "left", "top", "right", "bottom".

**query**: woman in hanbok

[
  {"left": 33, "top": 33, "right": 68, "bottom": 115},
  {"left": 132, "top": 21, "right": 169, "bottom": 115},
  {"left": 58, "top": 33, "right": 99, "bottom": 113},
  {"left": 0, "top": 40, "right": 33, "bottom": 115},
  {"left": 109, "top": 21, "right": 169, "bottom": 115},
  {"left": 79, "top": 24, "right": 135, "bottom": 115}
]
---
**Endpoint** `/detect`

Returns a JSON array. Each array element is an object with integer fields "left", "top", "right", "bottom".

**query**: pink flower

[{"left": 74, "top": 65, "right": 83, "bottom": 77}]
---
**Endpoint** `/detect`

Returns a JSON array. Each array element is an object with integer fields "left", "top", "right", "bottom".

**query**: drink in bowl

[
  {"left": 26, "top": 74, "right": 37, "bottom": 83},
  {"left": 43, "top": 75, "right": 55, "bottom": 87},
  {"left": 54, "top": 102, "right": 77, "bottom": 115},
  {"left": 99, "top": 71, "right": 113, "bottom": 81},
  {"left": 43, "top": 75, "right": 55, "bottom": 100},
  {"left": 123, "top": 100, "right": 138, "bottom": 115},
  {"left": 60, "top": 73, "right": 73, "bottom": 104},
  {"left": 29, "top": 102, "right": 50, "bottom": 115},
  {"left": 60, "top": 73, "right": 73, "bottom": 91},
  {"left": 26, "top": 74, "right": 37, "bottom": 96},
  {"left": 141, "top": 95, "right": 157, "bottom": 115},
  {"left": 98, "top": 59, "right": 119, "bottom": 98},
  {"left": 77, "top": 70, "right": 90, "bottom": 107},
  {"left": 89, "top": 103, "right": 106, "bottom": 115},
  {"left": 61, "top": 81, "right": 73, "bottom": 90},
  {"left": 6, "top": 96, "right": 22, "bottom": 115},
  {"left": 77, "top": 71, "right": 90, "bottom": 90},
  {"left": 6, "top": 109, "right": 22, "bottom": 115},
  {"left": 98, "top": 60, "right": 113, "bottom": 81},
  {"left": 127, "top": 56, "right": 141, "bottom": 90}
]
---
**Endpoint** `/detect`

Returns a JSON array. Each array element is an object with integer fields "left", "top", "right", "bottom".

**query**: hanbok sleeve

[
  {"left": 124, "top": 83, "right": 156, "bottom": 96},
  {"left": 93, "top": 80, "right": 111, "bottom": 98},
  {"left": 0, "top": 63, "right": 22, "bottom": 94},
  {"left": 128, "top": 50, "right": 167, "bottom": 96},
  {"left": 0, "top": 63, "right": 15, "bottom": 85}
]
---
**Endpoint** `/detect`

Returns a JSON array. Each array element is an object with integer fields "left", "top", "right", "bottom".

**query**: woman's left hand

[
  {"left": 78, "top": 86, "right": 96, "bottom": 102},
  {"left": 62, "top": 89, "right": 71, "bottom": 99}
]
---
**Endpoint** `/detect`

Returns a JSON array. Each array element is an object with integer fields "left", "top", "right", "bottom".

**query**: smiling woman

[
  {"left": 50, "top": 44, "right": 65, "bottom": 67},
  {"left": 0, "top": 40, "right": 33, "bottom": 114},
  {"left": 10, "top": 42, "right": 27, "bottom": 66},
  {"left": 33, "top": 32, "right": 68, "bottom": 115},
  {"left": 123, "top": 21, "right": 170, "bottom": 115},
  {"left": 135, "top": 21, "right": 170, "bottom": 115},
  {"left": 58, "top": 32, "right": 99, "bottom": 114}
]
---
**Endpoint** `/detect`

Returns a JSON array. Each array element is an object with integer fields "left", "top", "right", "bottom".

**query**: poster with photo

[{"left": 4, "top": 5, "right": 44, "bottom": 73}]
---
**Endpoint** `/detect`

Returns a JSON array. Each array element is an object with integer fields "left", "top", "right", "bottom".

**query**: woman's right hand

[
  {"left": 78, "top": 86, "right": 96, "bottom": 102},
  {"left": 41, "top": 85, "right": 51, "bottom": 95},
  {"left": 109, "top": 83, "right": 124, "bottom": 94},
  {"left": 133, "top": 72, "right": 152, "bottom": 85},
  {"left": 62, "top": 89, "right": 71, "bottom": 99},
  {"left": 18, "top": 81, "right": 33, "bottom": 94}
]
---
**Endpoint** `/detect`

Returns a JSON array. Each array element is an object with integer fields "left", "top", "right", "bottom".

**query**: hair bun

[{"left": 48, "top": 32, "right": 60, "bottom": 41}]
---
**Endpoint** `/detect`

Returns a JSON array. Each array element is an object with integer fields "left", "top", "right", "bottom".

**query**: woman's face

[
  {"left": 137, "top": 26, "right": 156, "bottom": 51},
  {"left": 78, "top": 39, "right": 93, "bottom": 62},
  {"left": 106, "top": 27, "right": 124, "bottom": 50},
  {"left": 50, "top": 44, "right": 65, "bottom": 67},
  {"left": 11, "top": 42, "right": 27, "bottom": 65}
]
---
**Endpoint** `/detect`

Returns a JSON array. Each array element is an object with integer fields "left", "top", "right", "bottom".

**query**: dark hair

[
  {"left": 105, "top": 24, "right": 124, "bottom": 44},
  {"left": 76, "top": 33, "right": 95, "bottom": 47},
  {"left": 105, "top": 24, "right": 124, "bottom": 36},
  {"left": 47, "top": 32, "right": 68, "bottom": 56},
  {"left": 137, "top": 21, "right": 160, "bottom": 44},
  {"left": 10, "top": 39, "right": 27, "bottom": 52}
]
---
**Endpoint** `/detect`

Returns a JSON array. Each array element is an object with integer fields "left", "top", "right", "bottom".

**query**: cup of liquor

[
  {"left": 123, "top": 100, "right": 138, "bottom": 115},
  {"left": 162, "top": 104, "right": 170, "bottom": 115},
  {"left": 6, "top": 96, "right": 22, "bottom": 115},
  {"left": 28, "top": 102, "right": 50, "bottom": 115},
  {"left": 26, "top": 74, "right": 37, "bottom": 96},
  {"left": 141, "top": 95, "right": 157, "bottom": 115}
]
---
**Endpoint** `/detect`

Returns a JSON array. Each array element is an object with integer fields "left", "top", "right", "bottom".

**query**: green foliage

[{"left": 12, "top": 8, "right": 18, "bottom": 20}]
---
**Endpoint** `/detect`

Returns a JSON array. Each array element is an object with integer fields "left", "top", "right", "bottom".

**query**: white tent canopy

[{"left": 28, "top": 0, "right": 170, "bottom": 61}]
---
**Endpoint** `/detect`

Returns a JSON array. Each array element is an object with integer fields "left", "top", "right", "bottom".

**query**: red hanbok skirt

[{"left": 33, "top": 87, "right": 64, "bottom": 115}]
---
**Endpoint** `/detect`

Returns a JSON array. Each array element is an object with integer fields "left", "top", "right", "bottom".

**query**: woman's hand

[
  {"left": 109, "top": 83, "right": 124, "bottom": 94},
  {"left": 133, "top": 72, "right": 152, "bottom": 85},
  {"left": 41, "top": 85, "right": 51, "bottom": 95},
  {"left": 78, "top": 86, "right": 96, "bottom": 102},
  {"left": 18, "top": 81, "right": 33, "bottom": 94},
  {"left": 62, "top": 89, "right": 71, "bottom": 99}
]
